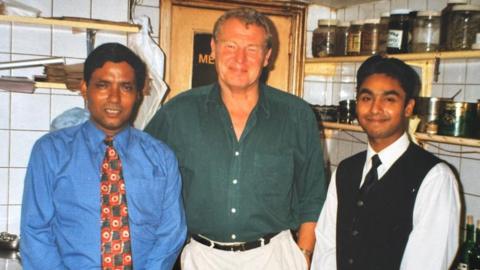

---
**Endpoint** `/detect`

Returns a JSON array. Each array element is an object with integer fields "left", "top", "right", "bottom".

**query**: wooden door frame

[{"left": 159, "top": 0, "right": 307, "bottom": 99}]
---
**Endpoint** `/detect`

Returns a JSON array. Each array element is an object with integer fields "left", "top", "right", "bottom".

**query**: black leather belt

[{"left": 191, "top": 232, "right": 280, "bottom": 252}]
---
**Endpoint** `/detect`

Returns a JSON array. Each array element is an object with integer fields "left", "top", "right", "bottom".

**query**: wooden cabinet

[{"left": 159, "top": 0, "right": 308, "bottom": 100}]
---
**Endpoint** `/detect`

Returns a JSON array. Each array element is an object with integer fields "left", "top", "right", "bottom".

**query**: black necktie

[{"left": 359, "top": 154, "right": 382, "bottom": 195}]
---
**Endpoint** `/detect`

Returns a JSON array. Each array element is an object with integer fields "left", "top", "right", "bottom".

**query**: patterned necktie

[
  {"left": 100, "top": 137, "right": 133, "bottom": 270},
  {"left": 359, "top": 154, "right": 382, "bottom": 195}
]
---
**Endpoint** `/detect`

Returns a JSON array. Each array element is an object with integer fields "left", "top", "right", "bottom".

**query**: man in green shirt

[{"left": 145, "top": 7, "right": 326, "bottom": 269}]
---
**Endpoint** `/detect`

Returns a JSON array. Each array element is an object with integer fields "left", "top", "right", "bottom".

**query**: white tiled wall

[
  {"left": 306, "top": 0, "right": 480, "bottom": 222},
  {"left": 0, "top": 0, "right": 159, "bottom": 235}
]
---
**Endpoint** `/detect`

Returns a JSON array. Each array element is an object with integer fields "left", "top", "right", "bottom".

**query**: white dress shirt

[{"left": 311, "top": 133, "right": 461, "bottom": 270}]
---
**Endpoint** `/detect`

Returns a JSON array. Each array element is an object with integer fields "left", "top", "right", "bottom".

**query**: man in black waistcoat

[{"left": 311, "top": 55, "right": 461, "bottom": 270}]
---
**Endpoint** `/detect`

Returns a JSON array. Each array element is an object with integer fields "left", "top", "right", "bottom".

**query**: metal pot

[
  {"left": 438, "top": 101, "right": 478, "bottom": 138},
  {"left": 311, "top": 105, "right": 338, "bottom": 122},
  {"left": 414, "top": 97, "right": 451, "bottom": 134}
]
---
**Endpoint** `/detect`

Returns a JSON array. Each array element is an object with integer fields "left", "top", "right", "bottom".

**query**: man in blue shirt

[{"left": 20, "top": 43, "right": 186, "bottom": 270}]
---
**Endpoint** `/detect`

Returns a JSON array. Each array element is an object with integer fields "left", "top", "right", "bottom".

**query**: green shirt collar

[{"left": 204, "top": 83, "right": 271, "bottom": 119}]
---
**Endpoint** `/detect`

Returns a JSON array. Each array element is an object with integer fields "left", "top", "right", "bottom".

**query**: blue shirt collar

[{"left": 84, "top": 120, "right": 132, "bottom": 153}]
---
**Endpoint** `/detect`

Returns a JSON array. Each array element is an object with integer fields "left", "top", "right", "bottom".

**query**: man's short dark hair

[
  {"left": 83, "top": 43, "right": 146, "bottom": 91},
  {"left": 356, "top": 55, "right": 421, "bottom": 102},
  {"left": 212, "top": 7, "right": 273, "bottom": 50}
]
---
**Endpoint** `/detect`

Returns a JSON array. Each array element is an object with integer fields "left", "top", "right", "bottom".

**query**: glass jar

[
  {"left": 378, "top": 12, "right": 390, "bottom": 53},
  {"left": 447, "top": 5, "right": 480, "bottom": 50},
  {"left": 334, "top": 21, "right": 350, "bottom": 56},
  {"left": 312, "top": 19, "right": 337, "bottom": 57},
  {"left": 387, "top": 9, "right": 412, "bottom": 54},
  {"left": 440, "top": 0, "right": 468, "bottom": 50},
  {"left": 412, "top": 11, "right": 441, "bottom": 52},
  {"left": 472, "top": 33, "right": 480, "bottom": 50},
  {"left": 347, "top": 20, "right": 363, "bottom": 56},
  {"left": 361, "top": 19, "right": 381, "bottom": 55}
]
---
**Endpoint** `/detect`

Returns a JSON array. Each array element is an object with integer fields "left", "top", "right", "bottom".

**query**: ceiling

[{"left": 307, "top": 0, "right": 377, "bottom": 9}]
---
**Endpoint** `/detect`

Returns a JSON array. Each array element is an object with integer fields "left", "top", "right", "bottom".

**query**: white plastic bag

[{"left": 127, "top": 16, "right": 168, "bottom": 130}]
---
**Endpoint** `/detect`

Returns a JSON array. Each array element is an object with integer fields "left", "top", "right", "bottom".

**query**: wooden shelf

[
  {"left": 321, "top": 121, "right": 480, "bottom": 147},
  {"left": 415, "top": 133, "right": 480, "bottom": 148},
  {"left": 0, "top": 15, "right": 140, "bottom": 33},
  {"left": 35, "top": 82, "right": 67, "bottom": 89},
  {"left": 306, "top": 50, "right": 480, "bottom": 64},
  {"left": 321, "top": 121, "right": 364, "bottom": 132}
]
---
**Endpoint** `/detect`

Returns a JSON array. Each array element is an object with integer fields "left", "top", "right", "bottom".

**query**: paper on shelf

[{"left": 0, "top": 76, "right": 35, "bottom": 93}]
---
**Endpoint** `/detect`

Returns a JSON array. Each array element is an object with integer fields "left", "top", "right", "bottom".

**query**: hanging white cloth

[{"left": 127, "top": 16, "right": 168, "bottom": 130}]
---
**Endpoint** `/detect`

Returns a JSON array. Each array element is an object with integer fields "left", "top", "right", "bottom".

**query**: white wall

[
  {"left": 305, "top": 0, "right": 480, "bottom": 222},
  {"left": 0, "top": 0, "right": 160, "bottom": 235}
]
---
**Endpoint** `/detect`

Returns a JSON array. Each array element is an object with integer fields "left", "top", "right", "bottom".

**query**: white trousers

[{"left": 180, "top": 230, "right": 307, "bottom": 270}]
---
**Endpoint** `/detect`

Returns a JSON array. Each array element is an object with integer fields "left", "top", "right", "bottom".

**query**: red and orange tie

[{"left": 100, "top": 138, "right": 133, "bottom": 270}]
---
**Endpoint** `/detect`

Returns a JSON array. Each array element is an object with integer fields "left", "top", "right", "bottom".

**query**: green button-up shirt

[{"left": 145, "top": 83, "right": 326, "bottom": 242}]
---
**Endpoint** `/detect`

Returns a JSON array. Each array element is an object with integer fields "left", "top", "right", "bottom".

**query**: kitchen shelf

[
  {"left": 305, "top": 47, "right": 480, "bottom": 150},
  {"left": 0, "top": 15, "right": 141, "bottom": 91},
  {"left": 415, "top": 133, "right": 480, "bottom": 148},
  {"left": 321, "top": 121, "right": 363, "bottom": 132},
  {"left": 321, "top": 121, "right": 480, "bottom": 148},
  {"left": 35, "top": 81, "right": 67, "bottom": 89},
  {"left": 0, "top": 15, "right": 140, "bottom": 33},
  {"left": 306, "top": 50, "right": 480, "bottom": 64}
]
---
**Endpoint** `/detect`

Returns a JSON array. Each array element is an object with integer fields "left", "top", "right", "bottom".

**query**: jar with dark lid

[
  {"left": 387, "top": 9, "right": 412, "bottom": 54},
  {"left": 378, "top": 12, "right": 390, "bottom": 53},
  {"left": 440, "top": 0, "right": 468, "bottom": 50},
  {"left": 412, "top": 11, "right": 441, "bottom": 52},
  {"left": 312, "top": 19, "right": 337, "bottom": 57},
  {"left": 334, "top": 21, "right": 350, "bottom": 56},
  {"left": 361, "top": 19, "right": 381, "bottom": 55},
  {"left": 347, "top": 20, "right": 363, "bottom": 56},
  {"left": 447, "top": 5, "right": 480, "bottom": 50}
]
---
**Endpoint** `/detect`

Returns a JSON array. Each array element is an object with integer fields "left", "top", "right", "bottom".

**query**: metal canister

[
  {"left": 311, "top": 105, "right": 338, "bottom": 122},
  {"left": 338, "top": 99, "right": 356, "bottom": 124},
  {"left": 438, "top": 101, "right": 478, "bottom": 138},
  {"left": 414, "top": 97, "right": 449, "bottom": 134}
]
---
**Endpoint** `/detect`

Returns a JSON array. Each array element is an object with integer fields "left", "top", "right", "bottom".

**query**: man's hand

[
  {"left": 300, "top": 247, "right": 313, "bottom": 268},
  {"left": 297, "top": 222, "right": 316, "bottom": 269}
]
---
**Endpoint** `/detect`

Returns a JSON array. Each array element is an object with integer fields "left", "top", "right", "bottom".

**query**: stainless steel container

[
  {"left": 438, "top": 101, "right": 478, "bottom": 137},
  {"left": 414, "top": 97, "right": 449, "bottom": 134},
  {"left": 338, "top": 99, "right": 356, "bottom": 124}
]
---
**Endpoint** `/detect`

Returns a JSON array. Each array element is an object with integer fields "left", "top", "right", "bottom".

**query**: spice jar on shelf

[
  {"left": 312, "top": 19, "right": 337, "bottom": 57},
  {"left": 347, "top": 20, "right": 363, "bottom": 56},
  {"left": 387, "top": 9, "right": 412, "bottom": 54},
  {"left": 440, "top": 0, "right": 468, "bottom": 50},
  {"left": 412, "top": 11, "right": 441, "bottom": 52},
  {"left": 472, "top": 33, "right": 480, "bottom": 50},
  {"left": 335, "top": 21, "right": 350, "bottom": 56},
  {"left": 378, "top": 12, "right": 390, "bottom": 53},
  {"left": 361, "top": 18, "right": 381, "bottom": 55},
  {"left": 447, "top": 5, "right": 480, "bottom": 50}
]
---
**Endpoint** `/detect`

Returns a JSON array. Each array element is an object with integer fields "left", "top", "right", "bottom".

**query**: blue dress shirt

[{"left": 20, "top": 120, "right": 186, "bottom": 270}]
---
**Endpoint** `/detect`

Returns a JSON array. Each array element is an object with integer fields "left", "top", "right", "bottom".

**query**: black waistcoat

[{"left": 336, "top": 143, "right": 441, "bottom": 270}]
